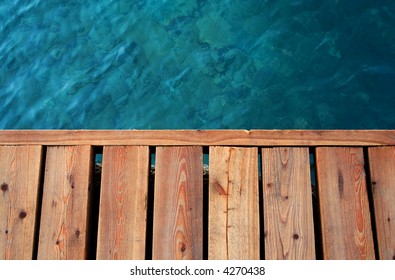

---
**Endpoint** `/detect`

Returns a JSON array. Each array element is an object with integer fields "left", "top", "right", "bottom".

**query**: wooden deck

[{"left": 0, "top": 130, "right": 394, "bottom": 260}]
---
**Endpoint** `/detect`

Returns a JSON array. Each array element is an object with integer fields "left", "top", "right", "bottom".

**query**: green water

[{"left": 1, "top": 0, "right": 394, "bottom": 129}]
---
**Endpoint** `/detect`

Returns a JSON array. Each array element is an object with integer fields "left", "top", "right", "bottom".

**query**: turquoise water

[{"left": 1, "top": 0, "right": 395, "bottom": 129}]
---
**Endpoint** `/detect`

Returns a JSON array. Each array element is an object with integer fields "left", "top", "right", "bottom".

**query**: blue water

[{"left": 1, "top": 0, "right": 395, "bottom": 129}]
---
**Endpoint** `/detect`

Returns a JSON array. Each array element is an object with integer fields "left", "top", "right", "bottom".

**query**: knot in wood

[
  {"left": 1, "top": 183, "right": 8, "bottom": 192},
  {"left": 19, "top": 211, "right": 27, "bottom": 219},
  {"left": 178, "top": 242, "right": 187, "bottom": 253}
]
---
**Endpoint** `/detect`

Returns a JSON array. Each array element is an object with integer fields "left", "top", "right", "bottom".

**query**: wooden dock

[{"left": 0, "top": 130, "right": 394, "bottom": 260}]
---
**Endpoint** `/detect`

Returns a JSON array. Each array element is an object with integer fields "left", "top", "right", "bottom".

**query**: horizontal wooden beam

[{"left": 0, "top": 130, "right": 394, "bottom": 146}]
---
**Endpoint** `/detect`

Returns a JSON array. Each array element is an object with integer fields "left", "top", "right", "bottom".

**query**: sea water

[{"left": 1, "top": 0, "right": 394, "bottom": 129}]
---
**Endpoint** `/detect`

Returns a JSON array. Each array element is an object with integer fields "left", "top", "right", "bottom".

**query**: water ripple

[{"left": 0, "top": 0, "right": 394, "bottom": 129}]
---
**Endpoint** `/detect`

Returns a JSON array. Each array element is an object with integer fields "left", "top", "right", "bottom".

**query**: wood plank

[
  {"left": 316, "top": 147, "right": 375, "bottom": 259},
  {"left": 96, "top": 146, "right": 149, "bottom": 260},
  {"left": 153, "top": 146, "right": 203, "bottom": 260},
  {"left": 209, "top": 146, "right": 259, "bottom": 260},
  {"left": 37, "top": 146, "right": 92, "bottom": 260},
  {"left": 0, "top": 130, "right": 394, "bottom": 146},
  {"left": 367, "top": 147, "right": 395, "bottom": 260},
  {"left": 262, "top": 147, "right": 315, "bottom": 259},
  {"left": 0, "top": 146, "right": 42, "bottom": 260}
]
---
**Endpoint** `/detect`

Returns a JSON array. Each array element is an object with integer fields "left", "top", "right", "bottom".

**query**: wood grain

[
  {"left": 153, "top": 146, "right": 203, "bottom": 260},
  {"left": 0, "top": 146, "right": 42, "bottom": 260},
  {"left": 209, "top": 146, "right": 259, "bottom": 260},
  {"left": 0, "top": 130, "right": 394, "bottom": 146},
  {"left": 262, "top": 147, "right": 315, "bottom": 259},
  {"left": 367, "top": 147, "right": 395, "bottom": 260},
  {"left": 97, "top": 146, "right": 149, "bottom": 260},
  {"left": 316, "top": 147, "right": 375, "bottom": 259},
  {"left": 37, "top": 146, "right": 92, "bottom": 260}
]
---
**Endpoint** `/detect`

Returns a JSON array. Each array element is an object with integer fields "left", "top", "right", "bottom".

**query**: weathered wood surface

[
  {"left": 0, "top": 146, "right": 42, "bottom": 260},
  {"left": 37, "top": 146, "right": 92, "bottom": 260},
  {"left": 368, "top": 147, "right": 395, "bottom": 260},
  {"left": 262, "top": 147, "right": 315, "bottom": 259},
  {"left": 209, "top": 147, "right": 259, "bottom": 260},
  {"left": 97, "top": 146, "right": 149, "bottom": 260},
  {"left": 153, "top": 146, "right": 203, "bottom": 260},
  {"left": 1, "top": 129, "right": 395, "bottom": 261},
  {"left": 0, "top": 130, "right": 394, "bottom": 146},
  {"left": 316, "top": 147, "right": 375, "bottom": 259}
]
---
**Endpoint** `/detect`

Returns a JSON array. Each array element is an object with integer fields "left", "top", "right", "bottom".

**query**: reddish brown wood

[
  {"left": 1, "top": 129, "right": 395, "bottom": 260},
  {"left": 368, "top": 147, "right": 395, "bottom": 260},
  {"left": 262, "top": 147, "right": 315, "bottom": 259},
  {"left": 153, "top": 146, "right": 203, "bottom": 260},
  {"left": 0, "top": 146, "right": 42, "bottom": 260},
  {"left": 0, "top": 130, "right": 394, "bottom": 146},
  {"left": 209, "top": 146, "right": 259, "bottom": 260},
  {"left": 96, "top": 146, "right": 149, "bottom": 260},
  {"left": 316, "top": 147, "right": 375, "bottom": 259},
  {"left": 37, "top": 146, "right": 92, "bottom": 260}
]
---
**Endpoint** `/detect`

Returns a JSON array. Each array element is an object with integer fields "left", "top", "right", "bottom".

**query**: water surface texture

[{"left": 1, "top": 0, "right": 395, "bottom": 129}]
